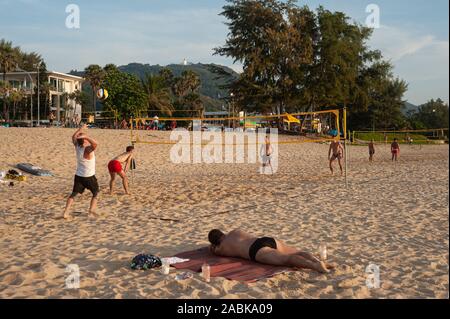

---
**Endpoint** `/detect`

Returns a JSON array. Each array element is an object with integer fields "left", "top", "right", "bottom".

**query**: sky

[{"left": 0, "top": 0, "right": 448, "bottom": 105}]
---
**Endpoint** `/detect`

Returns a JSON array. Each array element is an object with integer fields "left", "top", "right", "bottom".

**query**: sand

[{"left": 0, "top": 127, "right": 448, "bottom": 299}]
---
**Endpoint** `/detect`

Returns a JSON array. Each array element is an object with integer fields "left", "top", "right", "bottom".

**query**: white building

[{"left": 2, "top": 71, "right": 84, "bottom": 123}]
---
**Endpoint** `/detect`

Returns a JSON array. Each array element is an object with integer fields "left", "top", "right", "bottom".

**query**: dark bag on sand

[{"left": 131, "top": 254, "right": 162, "bottom": 270}]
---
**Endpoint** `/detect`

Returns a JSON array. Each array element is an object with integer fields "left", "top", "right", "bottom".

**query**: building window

[
  {"left": 58, "top": 79, "right": 64, "bottom": 92},
  {"left": 49, "top": 77, "right": 57, "bottom": 91}
]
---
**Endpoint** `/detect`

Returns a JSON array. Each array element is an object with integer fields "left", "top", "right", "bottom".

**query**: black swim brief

[{"left": 249, "top": 237, "right": 277, "bottom": 262}]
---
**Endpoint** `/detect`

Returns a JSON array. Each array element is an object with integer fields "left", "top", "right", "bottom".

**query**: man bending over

[
  {"left": 208, "top": 229, "right": 335, "bottom": 273},
  {"left": 108, "top": 146, "right": 135, "bottom": 195}
]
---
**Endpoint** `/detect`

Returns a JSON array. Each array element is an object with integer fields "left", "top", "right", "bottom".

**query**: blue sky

[{"left": 0, "top": 0, "right": 448, "bottom": 105}]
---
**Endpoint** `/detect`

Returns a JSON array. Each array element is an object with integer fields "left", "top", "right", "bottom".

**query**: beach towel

[{"left": 172, "top": 247, "right": 294, "bottom": 283}]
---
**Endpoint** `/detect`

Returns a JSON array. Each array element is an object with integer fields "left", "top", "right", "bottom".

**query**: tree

[
  {"left": 84, "top": 64, "right": 106, "bottom": 113},
  {"left": 10, "top": 89, "right": 25, "bottom": 120},
  {"left": 215, "top": 0, "right": 313, "bottom": 115},
  {"left": 101, "top": 65, "right": 147, "bottom": 118},
  {"left": 215, "top": 0, "right": 409, "bottom": 131},
  {"left": 0, "top": 40, "right": 19, "bottom": 122},
  {"left": 173, "top": 70, "right": 203, "bottom": 116},
  {"left": 410, "top": 99, "right": 449, "bottom": 130},
  {"left": 141, "top": 73, "right": 174, "bottom": 116}
]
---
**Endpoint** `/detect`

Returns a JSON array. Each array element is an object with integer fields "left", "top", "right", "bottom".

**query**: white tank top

[{"left": 76, "top": 146, "right": 96, "bottom": 177}]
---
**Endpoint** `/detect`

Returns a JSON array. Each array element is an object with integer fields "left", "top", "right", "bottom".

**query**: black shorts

[
  {"left": 249, "top": 237, "right": 277, "bottom": 262},
  {"left": 71, "top": 175, "right": 99, "bottom": 197}
]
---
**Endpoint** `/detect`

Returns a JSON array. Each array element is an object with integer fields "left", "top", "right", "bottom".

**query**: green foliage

[
  {"left": 214, "top": 0, "right": 412, "bottom": 130},
  {"left": 84, "top": 64, "right": 106, "bottom": 113},
  {"left": 101, "top": 65, "right": 147, "bottom": 118},
  {"left": 408, "top": 99, "right": 449, "bottom": 130},
  {"left": 354, "top": 132, "right": 430, "bottom": 144}
]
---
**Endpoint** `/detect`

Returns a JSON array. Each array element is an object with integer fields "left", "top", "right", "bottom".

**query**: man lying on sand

[
  {"left": 63, "top": 124, "right": 99, "bottom": 220},
  {"left": 328, "top": 138, "right": 344, "bottom": 176},
  {"left": 208, "top": 229, "right": 335, "bottom": 273},
  {"left": 108, "top": 146, "right": 135, "bottom": 195}
]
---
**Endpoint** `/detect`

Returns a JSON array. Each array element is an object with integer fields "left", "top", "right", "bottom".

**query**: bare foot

[
  {"left": 326, "top": 262, "right": 337, "bottom": 270},
  {"left": 63, "top": 214, "right": 73, "bottom": 221},
  {"left": 317, "top": 261, "right": 330, "bottom": 274},
  {"left": 88, "top": 212, "right": 99, "bottom": 219}
]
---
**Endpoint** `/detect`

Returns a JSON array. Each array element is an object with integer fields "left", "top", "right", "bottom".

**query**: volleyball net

[
  {"left": 352, "top": 128, "right": 449, "bottom": 145},
  {"left": 129, "top": 109, "right": 346, "bottom": 146}
]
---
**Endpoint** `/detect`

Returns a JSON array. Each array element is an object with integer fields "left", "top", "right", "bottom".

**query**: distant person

[
  {"left": 391, "top": 138, "right": 400, "bottom": 162},
  {"left": 260, "top": 136, "right": 274, "bottom": 174},
  {"left": 153, "top": 116, "right": 159, "bottom": 130},
  {"left": 63, "top": 125, "right": 99, "bottom": 220},
  {"left": 108, "top": 146, "right": 135, "bottom": 195},
  {"left": 328, "top": 139, "right": 344, "bottom": 176},
  {"left": 208, "top": 229, "right": 335, "bottom": 274},
  {"left": 49, "top": 112, "right": 56, "bottom": 127},
  {"left": 120, "top": 119, "right": 128, "bottom": 130},
  {"left": 369, "top": 139, "right": 376, "bottom": 162}
]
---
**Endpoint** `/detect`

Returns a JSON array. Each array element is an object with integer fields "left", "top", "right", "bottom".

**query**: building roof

[{"left": 2, "top": 71, "right": 84, "bottom": 81}]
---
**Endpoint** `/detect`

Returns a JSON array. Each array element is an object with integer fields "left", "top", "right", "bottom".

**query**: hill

[
  {"left": 70, "top": 63, "right": 239, "bottom": 111},
  {"left": 403, "top": 102, "right": 419, "bottom": 115}
]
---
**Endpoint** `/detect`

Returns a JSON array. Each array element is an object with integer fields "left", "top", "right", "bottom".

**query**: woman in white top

[{"left": 63, "top": 124, "right": 99, "bottom": 220}]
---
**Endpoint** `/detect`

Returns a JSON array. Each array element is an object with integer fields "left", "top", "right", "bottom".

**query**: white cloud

[
  {"left": 371, "top": 25, "right": 437, "bottom": 62},
  {"left": 370, "top": 25, "right": 449, "bottom": 104}
]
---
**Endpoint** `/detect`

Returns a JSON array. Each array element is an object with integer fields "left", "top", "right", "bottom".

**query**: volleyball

[{"left": 97, "top": 88, "right": 109, "bottom": 100}]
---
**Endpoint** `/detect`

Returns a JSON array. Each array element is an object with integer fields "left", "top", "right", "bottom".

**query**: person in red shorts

[
  {"left": 391, "top": 138, "right": 400, "bottom": 162},
  {"left": 108, "top": 146, "right": 135, "bottom": 195}
]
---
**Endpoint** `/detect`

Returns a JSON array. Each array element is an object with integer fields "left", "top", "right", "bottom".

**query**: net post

[
  {"left": 130, "top": 117, "right": 133, "bottom": 145},
  {"left": 344, "top": 108, "right": 348, "bottom": 188}
]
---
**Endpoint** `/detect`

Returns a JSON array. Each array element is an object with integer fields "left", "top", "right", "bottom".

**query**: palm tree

[
  {"left": 0, "top": 81, "right": 11, "bottom": 121},
  {"left": 10, "top": 89, "right": 25, "bottom": 120},
  {"left": 173, "top": 70, "right": 201, "bottom": 98},
  {"left": 0, "top": 40, "right": 19, "bottom": 122},
  {"left": 141, "top": 73, "right": 174, "bottom": 116},
  {"left": 84, "top": 64, "right": 105, "bottom": 113}
]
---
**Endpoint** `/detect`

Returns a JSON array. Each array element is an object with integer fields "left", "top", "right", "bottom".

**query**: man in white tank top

[{"left": 63, "top": 124, "right": 99, "bottom": 220}]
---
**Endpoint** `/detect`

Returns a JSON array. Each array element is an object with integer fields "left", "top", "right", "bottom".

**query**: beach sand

[{"left": 0, "top": 127, "right": 448, "bottom": 299}]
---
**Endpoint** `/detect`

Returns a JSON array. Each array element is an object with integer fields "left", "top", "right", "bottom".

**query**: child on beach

[
  {"left": 108, "top": 146, "right": 135, "bottom": 195},
  {"left": 391, "top": 138, "right": 400, "bottom": 162}
]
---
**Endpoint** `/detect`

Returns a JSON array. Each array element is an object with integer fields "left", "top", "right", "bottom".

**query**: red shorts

[
  {"left": 392, "top": 149, "right": 400, "bottom": 155},
  {"left": 108, "top": 160, "right": 123, "bottom": 173}
]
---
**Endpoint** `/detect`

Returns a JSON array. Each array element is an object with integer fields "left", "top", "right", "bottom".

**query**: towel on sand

[{"left": 172, "top": 247, "right": 294, "bottom": 283}]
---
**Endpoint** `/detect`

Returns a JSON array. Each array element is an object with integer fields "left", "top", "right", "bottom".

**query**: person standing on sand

[
  {"left": 391, "top": 138, "right": 400, "bottom": 162},
  {"left": 328, "top": 138, "right": 344, "bottom": 176},
  {"left": 63, "top": 124, "right": 99, "bottom": 220},
  {"left": 369, "top": 139, "right": 376, "bottom": 162},
  {"left": 108, "top": 146, "right": 135, "bottom": 195},
  {"left": 260, "top": 135, "right": 274, "bottom": 174}
]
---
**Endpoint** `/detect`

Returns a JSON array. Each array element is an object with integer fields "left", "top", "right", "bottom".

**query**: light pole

[
  {"left": 16, "top": 66, "right": 34, "bottom": 127},
  {"left": 36, "top": 62, "right": 41, "bottom": 126}
]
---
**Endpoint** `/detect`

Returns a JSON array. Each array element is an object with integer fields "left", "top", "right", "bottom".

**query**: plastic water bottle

[
  {"left": 202, "top": 263, "right": 211, "bottom": 283},
  {"left": 160, "top": 260, "right": 170, "bottom": 275},
  {"left": 319, "top": 244, "right": 327, "bottom": 261}
]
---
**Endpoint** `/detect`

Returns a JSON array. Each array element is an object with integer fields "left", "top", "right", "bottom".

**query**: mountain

[
  {"left": 403, "top": 102, "right": 419, "bottom": 116},
  {"left": 70, "top": 63, "right": 239, "bottom": 111}
]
